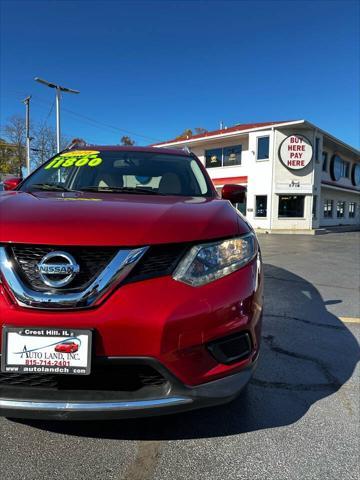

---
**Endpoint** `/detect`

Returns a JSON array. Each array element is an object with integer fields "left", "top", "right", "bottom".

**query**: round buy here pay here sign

[{"left": 279, "top": 134, "right": 313, "bottom": 170}]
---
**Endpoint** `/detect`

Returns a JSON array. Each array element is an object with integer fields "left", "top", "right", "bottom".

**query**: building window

[
  {"left": 205, "top": 145, "right": 242, "bottom": 168},
  {"left": 349, "top": 202, "right": 356, "bottom": 218},
  {"left": 223, "top": 145, "right": 242, "bottom": 166},
  {"left": 205, "top": 148, "right": 222, "bottom": 168},
  {"left": 257, "top": 136, "right": 270, "bottom": 160},
  {"left": 341, "top": 161, "right": 350, "bottom": 178},
  {"left": 278, "top": 195, "right": 305, "bottom": 218},
  {"left": 322, "top": 152, "right": 328, "bottom": 172},
  {"left": 336, "top": 201, "right": 345, "bottom": 218},
  {"left": 330, "top": 155, "right": 351, "bottom": 181},
  {"left": 255, "top": 195, "right": 267, "bottom": 217},
  {"left": 315, "top": 137, "right": 320, "bottom": 162},
  {"left": 323, "top": 200, "right": 333, "bottom": 218},
  {"left": 312, "top": 195, "right": 317, "bottom": 218}
]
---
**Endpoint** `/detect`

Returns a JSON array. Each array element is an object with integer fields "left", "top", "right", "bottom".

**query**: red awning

[{"left": 212, "top": 176, "right": 248, "bottom": 186}]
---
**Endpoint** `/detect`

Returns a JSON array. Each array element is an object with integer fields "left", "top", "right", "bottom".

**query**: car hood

[{"left": 0, "top": 191, "right": 249, "bottom": 246}]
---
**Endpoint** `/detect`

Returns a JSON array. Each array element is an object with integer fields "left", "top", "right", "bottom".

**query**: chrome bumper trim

[
  {"left": 0, "top": 396, "right": 192, "bottom": 412},
  {"left": 0, "top": 246, "right": 148, "bottom": 309}
]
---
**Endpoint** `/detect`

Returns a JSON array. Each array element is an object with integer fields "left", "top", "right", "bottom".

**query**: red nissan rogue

[{"left": 0, "top": 146, "right": 263, "bottom": 420}]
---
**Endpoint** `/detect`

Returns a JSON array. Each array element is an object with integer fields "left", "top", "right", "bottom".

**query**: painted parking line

[{"left": 339, "top": 317, "right": 360, "bottom": 324}]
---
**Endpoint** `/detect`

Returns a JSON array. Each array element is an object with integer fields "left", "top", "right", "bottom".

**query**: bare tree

[
  {"left": 175, "top": 128, "right": 208, "bottom": 141},
  {"left": 175, "top": 128, "right": 193, "bottom": 140},
  {"left": 0, "top": 116, "right": 72, "bottom": 172},
  {"left": 68, "top": 138, "right": 87, "bottom": 149},
  {"left": 120, "top": 135, "right": 135, "bottom": 146},
  {"left": 32, "top": 125, "right": 69, "bottom": 167},
  {"left": 194, "top": 127, "right": 208, "bottom": 135}
]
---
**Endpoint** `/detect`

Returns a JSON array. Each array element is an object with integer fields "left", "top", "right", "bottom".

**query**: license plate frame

[{"left": 1, "top": 326, "right": 92, "bottom": 375}]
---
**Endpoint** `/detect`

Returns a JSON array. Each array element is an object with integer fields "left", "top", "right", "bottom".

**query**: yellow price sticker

[
  {"left": 60, "top": 150, "right": 100, "bottom": 157},
  {"left": 45, "top": 151, "right": 103, "bottom": 169}
]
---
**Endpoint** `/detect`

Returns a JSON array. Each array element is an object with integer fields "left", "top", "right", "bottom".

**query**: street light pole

[
  {"left": 34, "top": 77, "right": 80, "bottom": 153},
  {"left": 55, "top": 87, "right": 61, "bottom": 152},
  {"left": 22, "top": 96, "right": 31, "bottom": 176}
]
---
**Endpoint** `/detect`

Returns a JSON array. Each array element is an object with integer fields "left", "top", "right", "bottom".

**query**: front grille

[
  {"left": 10, "top": 245, "right": 118, "bottom": 291},
  {"left": 125, "top": 243, "right": 189, "bottom": 283},
  {"left": 0, "top": 364, "right": 166, "bottom": 392},
  {"left": 8, "top": 242, "right": 190, "bottom": 291}
]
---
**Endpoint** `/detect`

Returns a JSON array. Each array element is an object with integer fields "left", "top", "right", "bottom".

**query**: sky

[{"left": 1, "top": 0, "right": 359, "bottom": 148}]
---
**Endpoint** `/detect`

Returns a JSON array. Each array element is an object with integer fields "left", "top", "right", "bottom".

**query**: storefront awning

[{"left": 211, "top": 176, "right": 248, "bottom": 186}]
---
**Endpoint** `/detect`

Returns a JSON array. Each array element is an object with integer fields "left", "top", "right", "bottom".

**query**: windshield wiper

[
  {"left": 28, "top": 183, "right": 74, "bottom": 192},
  {"left": 78, "top": 186, "right": 164, "bottom": 195}
]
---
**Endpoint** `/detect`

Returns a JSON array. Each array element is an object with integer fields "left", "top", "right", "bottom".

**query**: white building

[{"left": 154, "top": 120, "right": 360, "bottom": 233}]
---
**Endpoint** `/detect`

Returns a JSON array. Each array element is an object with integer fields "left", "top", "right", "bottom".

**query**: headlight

[{"left": 173, "top": 233, "right": 258, "bottom": 287}]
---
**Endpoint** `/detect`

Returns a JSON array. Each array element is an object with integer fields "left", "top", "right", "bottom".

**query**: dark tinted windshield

[{"left": 20, "top": 149, "right": 212, "bottom": 197}]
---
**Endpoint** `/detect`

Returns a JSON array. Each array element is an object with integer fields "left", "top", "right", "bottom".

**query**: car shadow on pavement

[{"left": 15, "top": 264, "right": 360, "bottom": 440}]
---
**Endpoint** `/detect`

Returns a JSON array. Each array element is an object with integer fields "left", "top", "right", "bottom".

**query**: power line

[
  {"left": 2, "top": 90, "right": 161, "bottom": 143},
  {"left": 62, "top": 107, "right": 161, "bottom": 143},
  {"left": 39, "top": 99, "right": 55, "bottom": 131}
]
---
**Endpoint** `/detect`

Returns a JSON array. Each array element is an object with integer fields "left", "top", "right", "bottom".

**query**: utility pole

[
  {"left": 22, "top": 96, "right": 31, "bottom": 176},
  {"left": 34, "top": 77, "right": 80, "bottom": 153}
]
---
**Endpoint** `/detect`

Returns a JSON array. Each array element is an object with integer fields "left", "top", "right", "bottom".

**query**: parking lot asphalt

[{"left": 0, "top": 232, "right": 359, "bottom": 480}]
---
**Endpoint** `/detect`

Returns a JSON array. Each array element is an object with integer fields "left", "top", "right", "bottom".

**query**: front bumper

[
  {"left": 0, "top": 358, "right": 256, "bottom": 420},
  {"left": 0, "top": 252, "right": 263, "bottom": 420},
  {"left": 1, "top": 258, "right": 263, "bottom": 387}
]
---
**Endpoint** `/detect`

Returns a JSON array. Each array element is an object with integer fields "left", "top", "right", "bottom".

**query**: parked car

[{"left": 0, "top": 146, "right": 263, "bottom": 420}]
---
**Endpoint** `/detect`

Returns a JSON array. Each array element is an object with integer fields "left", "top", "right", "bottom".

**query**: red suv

[{"left": 0, "top": 146, "right": 263, "bottom": 420}]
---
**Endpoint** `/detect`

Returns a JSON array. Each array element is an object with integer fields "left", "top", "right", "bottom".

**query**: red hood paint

[{"left": 0, "top": 191, "right": 248, "bottom": 246}]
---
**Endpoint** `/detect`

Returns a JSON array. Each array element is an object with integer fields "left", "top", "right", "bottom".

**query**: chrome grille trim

[{"left": 0, "top": 246, "right": 148, "bottom": 309}]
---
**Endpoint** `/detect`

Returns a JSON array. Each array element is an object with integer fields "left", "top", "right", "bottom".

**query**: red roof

[{"left": 152, "top": 120, "right": 296, "bottom": 146}]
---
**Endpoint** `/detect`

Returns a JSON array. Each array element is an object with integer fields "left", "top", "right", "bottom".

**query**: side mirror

[
  {"left": 3, "top": 177, "right": 22, "bottom": 191},
  {"left": 221, "top": 184, "right": 246, "bottom": 203}
]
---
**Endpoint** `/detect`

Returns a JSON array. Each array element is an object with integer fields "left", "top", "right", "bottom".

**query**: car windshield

[{"left": 20, "top": 149, "right": 212, "bottom": 197}]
